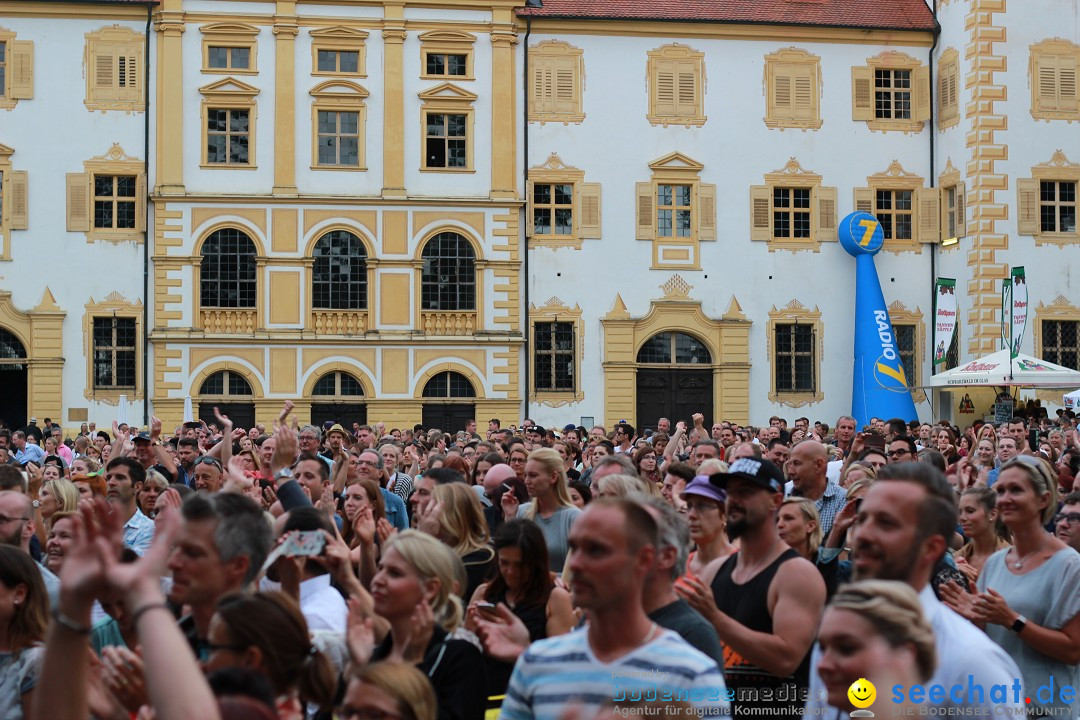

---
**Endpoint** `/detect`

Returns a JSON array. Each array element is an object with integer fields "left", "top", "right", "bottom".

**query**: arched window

[
  {"left": 0, "top": 329, "right": 27, "bottom": 362},
  {"left": 198, "top": 369, "right": 255, "bottom": 428},
  {"left": 200, "top": 228, "right": 257, "bottom": 308},
  {"left": 636, "top": 332, "right": 712, "bottom": 364},
  {"left": 422, "top": 370, "right": 476, "bottom": 398},
  {"left": 199, "top": 370, "right": 253, "bottom": 397},
  {"left": 312, "top": 231, "right": 367, "bottom": 310},
  {"left": 312, "top": 371, "right": 365, "bottom": 397},
  {"left": 421, "top": 232, "right": 475, "bottom": 311}
]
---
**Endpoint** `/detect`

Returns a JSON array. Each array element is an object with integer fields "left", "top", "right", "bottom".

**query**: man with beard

[
  {"left": 677, "top": 457, "right": 824, "bottom": 714},
  {"left": 805, "top": 462, "right": 1023, "bottom": 715},
  {"left": 105, "top": 457, "right": 155, "bottom": 556}
]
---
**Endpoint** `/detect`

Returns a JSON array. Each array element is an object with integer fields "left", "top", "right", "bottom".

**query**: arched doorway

[
  {"left": 198, "top": 370, "right": 256, "bottom": 429},
  {"left": 421, "top": 371, "right": 476, "bottom": 432},
  {"left": 0, "top": 328, "right": 28, "bottom": 430},
  {"left": 311, "top": 371, "right": 367, "bottom": 427},
  {"left": 635, "top": 331, "right": 713, "bottom": 432}
]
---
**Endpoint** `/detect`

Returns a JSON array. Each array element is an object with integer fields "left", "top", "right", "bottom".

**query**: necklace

[{"left": 1011, "top": 543, "right": 1043, "bottom": 569}]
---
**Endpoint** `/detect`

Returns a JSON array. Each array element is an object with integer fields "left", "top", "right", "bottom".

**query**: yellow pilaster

[
  {"left": 490, "top": 11, "right": 518, "bottom": 200},
  {"left": 382, "top": 3, "right": 407, "bottom": 198},
  {"left": 154, "top": 1, "right": 185, "bottom": 195},
  {"left": 273, "top": 2, "right": 299, "bottom": 195}
]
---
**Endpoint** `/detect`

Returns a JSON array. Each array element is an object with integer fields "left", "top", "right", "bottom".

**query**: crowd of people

[{"left": 0, "top": 405, "right": 1078, "bottom": 720}]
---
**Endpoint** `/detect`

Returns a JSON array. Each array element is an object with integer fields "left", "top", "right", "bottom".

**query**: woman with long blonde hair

[
  {"left": 429, "top": 482, "right": 495, "bottom": 600},
  {"left": 499, "top": 448, "right": 581, "bottom": 572}
]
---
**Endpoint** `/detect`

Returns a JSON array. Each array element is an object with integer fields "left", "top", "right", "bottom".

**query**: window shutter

[
  {"left": 635, "top": 182, "right": 654, "bottom": 240},
  {"left": 135, "top": 173, "right": 147, "bottom": 233},
  {"left": 793, "top": 64, "right": 815, "bottom": 122},
  {"left": 1060, "top": 54, "right": 1078, "bottom": 112},
  {"left": 948, "top": 65, "right": 959, "bottom": 113},
  {"left": 94, "top": 45, "right": 117, "bottom": 102},
  {"left": 676, "top": 63, "right": 697, "bottom": 117},
  {"left": 914, "top": 65, "right": 931, "bottom": 122},
  {"left": 1016, "top": 178, "right": 1039, "bottom": 235},
  {"left": 1037, "top": 55, "right": 1058, "bottom": 111},
  {"left": 749, "top": 185, "right": 771, "bottom": 242},
  {"left": 66, "top": 173, "right": 91, "bottom": 232},
  {"left": 579, "top": 182, "right": 602, "bottom": 239},
  {"left": 530, "top": 61, "right": 552, "bottom": 115},
  {"left": 554, "top": 57, "right": 577, "bottom": 115},
  {"left": 10, "top": 171, "right": 28, "bottom": 230},
  {"left": 9, "top": 41, "right": 34, "bottom": 99},
  {"left": 817, "top": 186, "right": 837, "bottom": 242},
  {"left": 854, "top": 187, "right": 874, "bottom": 215},
  {"left": 916, "top": 187, "right": 940, "bottom": 244},
  {"left": 655, "top": 63, "right": 676, "bottom": 117},
  {"left": 118, "top": 52, "right": 140, "bottom": 102},
  {"left": 852, "top": 66, "right": 874, "bottom": 121},
  {"left": 773, "top": 66, "right": 793, "bottom": 119},
  {"left": 955, "top": 182, "right": 967, "bottom": 238},
  {"left": 699, "top": 183, "right": 716, "bottom": 241},
  {"left": 525, "top": 180, "right": 534, "bottom": 238}
]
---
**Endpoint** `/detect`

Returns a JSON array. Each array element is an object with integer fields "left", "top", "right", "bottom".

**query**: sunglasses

[{"left": 194, "top": 456, "right": 223, "bottom": 469}]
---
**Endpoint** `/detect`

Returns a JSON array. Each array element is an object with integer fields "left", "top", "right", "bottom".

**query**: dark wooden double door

[
  {"left": 636, "top": 369, "right": 712, "bottom": 433},
  {"left": 422, "top": 403, "right": 475, "bottom": 433}
]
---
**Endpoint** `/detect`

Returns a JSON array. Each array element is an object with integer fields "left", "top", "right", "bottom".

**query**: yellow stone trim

[
  {"left": 851, "top": 50, "right": 929, "bottom": 133},
  {"left": 154, "top": 8, "right": 185, "bottom": 195},
  {"left": 300, "top": 359, "right": 376, "bottom": 398},
  {"left": 73, "top": 143, "right": 146, "bottom": 245},
  {"left": 529, "top": 297, "right": 584, "bottom": 405},
  {"left": 528, "top": 40, "right": 585, "bottom": 124},
  {"left": 767, "top": 300, "right": 824, "bottom": 407},
  {"left": 309, "top": 80, "right": 369, "bottom": 171},
  {"left": 938, "top": 159, "right": 967, "bottom": 245},
  {"left": 418, "top": 82, "right": 477, "bottom": 173},
  {"left": 859, "top": 160, "right": 929, "bottom": 253},
  {"left": 0, "top": 26, "right": 32, "bottom": 110},
  {"left": 83, "top": 292, "right": 144, "bottom": 404},
  {"left": 199, "top": 22, "right": 259, "bottom": 75},
  {"left": 526, "top": 153, "right": 586, "bottom": 248},
  {"left": 763, "top": 47, "right": 822, "bottom": 130},
  {"left": 1029, "top": 38, "right": 1080, "bottom": 123},
  {"left": 198, "top": 77, "right": 260, "bottom": 169},
  {"left": 1021, "top": 150, "right": 1080, "bottom": 246},
  {"left": 938, "top": 47, "right": 960, "bottom": 130},
  {"left": 418, "top": 30, "right": 475, "bottom": 81},
  {"left": 310, "top": 26, "right": 368, "bottom": 78},
  {"left": 645, "top": 43, "right": 706, "bottom": 128},
  {"left": 192, "top": 206, "right": 268, "bottom": 239},
  {"left": 412, "top": 362, "right": 486, "bottom": 399},
  {"left": 0, "top": 143, "right": 20, "bottom": 260},
  {"left": 84, "top": 25, "right": 145, "bottom": 113},
  {"left": 0, "top": 290, "right": 65, "bottom": 424},
  {"left": 1033, "top": 297, "right": 1080, "bottom": 376},
  {"left": 189, "top": 360, "right": 265, "bottom": 400},
  {"left": 751, "top": 157, "right": 834, "bottom": 252},
  {"left": 887, "top": 300, "right": 927, "bottom": 403},
  {"left": 637, "top": 152, "right": 707, "bottom": 270}
]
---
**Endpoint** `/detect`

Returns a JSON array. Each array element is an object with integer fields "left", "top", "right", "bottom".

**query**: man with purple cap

[{"left": 677, "top": 457, "right": 825, "bottom": 715}]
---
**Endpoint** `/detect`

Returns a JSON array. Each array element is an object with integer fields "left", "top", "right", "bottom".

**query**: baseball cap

[
  {"left": 563, "top": 423, "right": 577, "bottom": 433},
  {"left": 708, "top": 457, "right": 785, "bottom": 494},
  {"left": 681, "top": 476, "right": 727, "bottom": 504},
  {"left": 132, "top": 432, "right": 153, "bottom": 443}
]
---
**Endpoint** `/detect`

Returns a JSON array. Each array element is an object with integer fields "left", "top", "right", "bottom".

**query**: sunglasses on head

[{"left": 194, "top": 456, "right": 222, "bottom": 468}]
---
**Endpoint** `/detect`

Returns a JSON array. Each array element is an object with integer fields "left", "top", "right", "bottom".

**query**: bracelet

[
  {"left": 130, "top": 602, "right": 172, "bottom": 626},
  {"left": 52, "top": 608, "right": 92, "bottom": 635}
]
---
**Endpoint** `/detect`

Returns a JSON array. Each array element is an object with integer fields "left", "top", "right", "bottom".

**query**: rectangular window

[
  {"left": 534, "top": 321, "right": 575, "bottom": 392},
  {"left": 93, "top": 175, "right": 137, "bottom": 230},
  {"left": 317, "top": 49, "right": 359, "bottom": 74},
  {"left": 208, "top": 46, "right": 250, "bottom": 71},
  {"left": 425, "top": 53, "right": 467, "bottom": 77},
  {"left": 316, "top": 110, "right": 360, "bottom": 167},
  {"left": 1042, "top": 319, "right": 1079, "bottom": 369},
  {"left": 775, "top": 323, "right": 816, "bottom": 393},
  {"left": 875, "top": 69, "right": 911, "bottom": 120},
  {"left": 424, "top": 113, "right": 467, "bottom": 169},
  {"left": 772, "top": 187, "right": 812, "bottom": 240},
  {"left": 207, "top": 108, "right": 250, "bottom": 164},
  {"left": 92, "top": 316, "right": 137, "bottom": 389},
  {"left": 894, "top": 324, "right": 916, "bottom": 387},
  {"left": 876, "top": 189, "right": 914, "bottom": 240},
  {"left": 0, "top": 41, "right": 6, "bottom": 97},
  {"left": 657, "top": 184, "right": 691, "bottom": 238},
  {"left": 1040, "top": 181, "right": 1077, "bottom": 233},
  {"left": 533, "top": 183, "right": 573, "bottom": 237}
]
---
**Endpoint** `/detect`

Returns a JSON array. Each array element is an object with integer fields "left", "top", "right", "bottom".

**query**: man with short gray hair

[
  {"left": 297, "top": 425, "right": 331, "bottom": 469},
  {"left": 589, "top": 453, "right": 636, "bottom": 485}
]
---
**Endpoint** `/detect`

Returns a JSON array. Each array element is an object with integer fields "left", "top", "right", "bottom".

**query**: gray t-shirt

[
  {"left": 0, "top": 645, "right": 43, "bottom": 720},
  {"left": 517, "top": 503, "right": 581, "bottom": 572},
  {"left": 978, "top": 547, "right": 1080, "bottom": 716}
]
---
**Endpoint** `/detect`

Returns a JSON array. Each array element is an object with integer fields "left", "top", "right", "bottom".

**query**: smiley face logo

[{"left": 848, "top": 678, "right": 876, "bottom": 709}]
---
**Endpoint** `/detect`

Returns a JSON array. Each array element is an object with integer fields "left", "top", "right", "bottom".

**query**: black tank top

[
  {"left": 483, "top": 587, "right": 549, "bottom": 700},
  {"left": 710, "top": 547, "right": 810, "bottom": 713}
]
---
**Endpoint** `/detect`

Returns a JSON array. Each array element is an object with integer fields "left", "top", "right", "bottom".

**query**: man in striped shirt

[{"left": 501, "top": 498, "right": 730, "bottom": 720}]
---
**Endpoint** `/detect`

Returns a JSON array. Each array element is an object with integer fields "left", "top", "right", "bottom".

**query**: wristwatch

[
  {"left": 273, "top": 468, "right": 294, "bottom": 482},
  {"left": 1010, "top": 614, "right": 1027, "bottom": 633},
  {"left": 32, "top": 500, "right": 41, "bottom": 509}
]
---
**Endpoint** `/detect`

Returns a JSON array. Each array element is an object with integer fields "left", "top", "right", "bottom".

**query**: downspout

[
  {"left": 928, "top": 0, "right": 940, "bottom": 418},
  {"left": 522, "top": 15, "right": 532, "bottom": 422},
  {"left": 143, "top": 2, "right": 152, "bottom": 427}
]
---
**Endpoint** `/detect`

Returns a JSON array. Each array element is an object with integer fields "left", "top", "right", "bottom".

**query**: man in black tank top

[{"left": 678, "top": 457, "right": 826, "bottom": 715}]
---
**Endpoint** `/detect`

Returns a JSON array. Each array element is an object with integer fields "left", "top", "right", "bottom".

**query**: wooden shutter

[
  {"left": 530, "top": 60, "right": 553, "bottom": 115},
  {"left": 654, "top": 61, "right": 676, "bottom": 117},
  {"left": 854, "top": 187, "right": 874, "bottom": 215},
  {"left": 817, "top": 186, "right": 838, "bottom": 242},
  {"left": 675, "top": 62, "right": 697, "bottom": 117},
  {"left": 914, "top": 65, "right": 931, "bottom": 122},
  {"left": 117, "top": 51, "right": 140, "bottom": 102},
  {"left": 916, "top": 187, "right": 940, "bottom": 244},
  {"left": 698, "top": 183, "right": 716, "bottom": 241},
  {"left": 1037, "top": 54, "right": 1058, "bottom": 111},
  {"left": 554, "top": 57, "right": 577, "bottom": 115},
  {"left": 792, "top": 64, "right": 815, "bottom": 122},
  {"left": 579, "top": 182, "right": 602, "bottom": 239},
  {"left": 635, "top": 182, "right": 654, "bottom": 240},
  {"left": 852, "top": 66, "right": 874, "bottom": 121},
  {"left": 525, "top": 181, "right": 534, "bottom": 238},
  {"left": 93, "top": 44, "right": 116, "bottom": 102},
  {"left": 66, "top": 173, "right": 91, "bottom": 232},
  {"left": 135, "top": 173, "right": 147, "bottom": 233},
  {"left": 749, "top": 185, "right": 771, "bottom": 242},
  {"left": 1016, "top": 178, "right": 1040, "bottom": 235},
  {"left": 10, "top": 171, "right": 28, "bottom": 230},
  {"left": 773, "top": 65, "right": 793, "bottom": 120},
  {"left": 1059, "top": 54, "right": 1078, "bottom": 112},
  {"left": 9, "top": 41, "right": 34, "bottom": 99},
  {"left": 955, "top": 182, "right": 967, "bottom": 238}
]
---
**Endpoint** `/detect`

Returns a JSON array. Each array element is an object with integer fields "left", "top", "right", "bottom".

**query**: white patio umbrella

[
  {"left": 117, "top": 394, "right": 129, "bottom": 425},
  {"left": 926, "top": 348, "right": 1080, "bottom": 388},
  {"left": 1064, "top": 389, "right": 1080, "bottom": 409}
]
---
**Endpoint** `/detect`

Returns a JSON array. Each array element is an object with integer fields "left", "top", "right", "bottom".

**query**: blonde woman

[
  {"left": 427, "top": 482, "right": 496, "bottom": 600},
  {"left": 838, "top": 461, "right": 876, "bottom": 489},
  {"left": 339, "top": 662, "right": 436, "bottom": 720},
  {"left": 594, "top": 472, "right": 653, "bottom": 499},
  {"left": 137, "top": 469, "right": 170, "bottom": 519},
  {"left": 777, "top": 497, "right": 822, "bottom": 561},
  {"left": 365, "top": 530, "right": 487, "bottom": 720},
  {"left": 34, "top": 478, "right": 80, "bottom": 547},
  {"left": 500, "top": 448, "right": 581, "bottom": 572}
]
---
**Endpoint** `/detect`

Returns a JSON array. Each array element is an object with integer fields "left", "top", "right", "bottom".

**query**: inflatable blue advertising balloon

[{"left": 839, "top": 211, "right": 919, "bottom": 428}]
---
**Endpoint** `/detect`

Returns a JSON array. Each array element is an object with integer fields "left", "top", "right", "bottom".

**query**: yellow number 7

[{"left": 858, "top": 219, "right": 879, "bottom": 247}]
